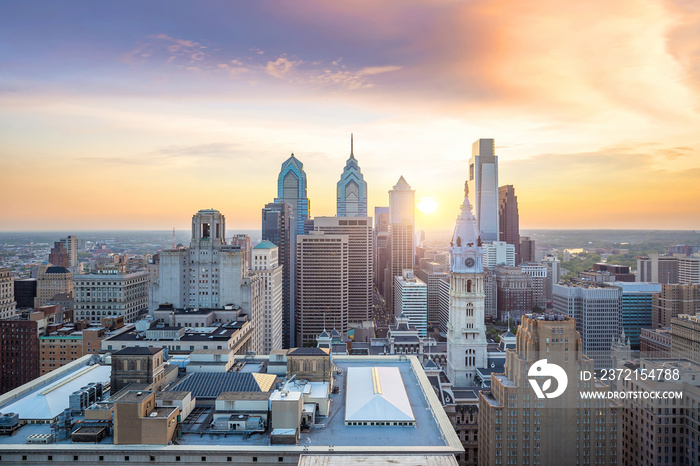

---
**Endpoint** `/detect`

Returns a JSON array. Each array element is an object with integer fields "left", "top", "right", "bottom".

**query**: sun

[{"left": 417, "top": 197, "right": 439, "bottom": 214}]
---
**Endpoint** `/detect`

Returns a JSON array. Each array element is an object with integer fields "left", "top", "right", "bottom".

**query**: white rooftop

[
  {"left": 0, "top": 365, "right": 111, "bottom": 421},
  {"left": 345, "top": 366, "right": 415, "bottom": 423}
]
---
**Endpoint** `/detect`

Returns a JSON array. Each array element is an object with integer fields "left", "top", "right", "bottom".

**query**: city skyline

[{"left": 2, "top": 1, "right": 700, "bottom": 232}]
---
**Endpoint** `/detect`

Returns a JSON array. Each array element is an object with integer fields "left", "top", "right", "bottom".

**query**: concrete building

[
  {"left": 652, "top": 283, "right": 700, "bottom": 328},
  {"left": 482, "top": 241, "right": 515, "bottom": 269},
  {"left": 438, "top": 276, "right": 451, "bottom": 334},
  {"left": 385, "top": 176, "right": 415, "bottom": 312},
  {"left": 638, "top": 254, "right": 679, "bottom": 284},
  {"left": 541, "top": 255, "right": 560, "bottom": 303},
  {"left": 604, "top": 282, "right": 661, "bottom": 350},
  {"left": 262, "top": 201, "right": 296, "bottom": 348},
  {"left": 48, "top": 241, "right": 70, "bottom": 268},
  {"left": 155, "top": 209, "right": 264, "bottom": 353},
  {"left": 336, "top": 134, "right": 368, "bottom": 217},
  {"left": 468, "top": 139, "right": 499, "bottom": 243},
  {"left": 230, "top": 234, "right": 252, "bottom": 270},
  {"left": 296, "top": 231, "right": 349, "bottom": 347},
  {"left": 0, "top": 268, "right": 16, "bottom": 320},
  {"left": 553, "top": 282, "right": 622, "bottom": 368},
  {"left": 374, "top": 206, "right": 390, "bottom": 296},
  {"left": 393, "top": 270, "right": 428, "bottom": 337},
  {"left": 483, "top": 268, "right": 497, "bottom": 320},
  {"left": 479, "top": 313, "right": 621, "bottom": 466},
  {"left": 110, "top": 347, "right": 169, "bottom": 393},
  {"left": 415, "top": 261, "right": 448, "bottom": 329},
  {"left": 519, "top": 236, "right": 536, "bottom": 264},
  {"left": 678, "top": 256, "right": 700, "bottom": 284},
  {"left": 639, "top": 327, "right": 672, "bottom": 358},
  {"left": 670, "top": 313, "right": 700, "bottom": 363},
  {"left": 275, "top": 154, "right": 311, "bottom": 235},
  {"left": 74, "top": 268, "right": 149, "bottom": 324},
  {"left": 519, "top": 263, "right": 548, "bottom": 309},
  {"left": 113, "top": 390, "right": 179, "bottom": 445},
  {"left": 13, "top": 277, "right": 36, "bottom": 310},
  {"left": 497, "top": 185, "right": 520, "bottom": 262},
  {"left": 315, "top": 216, "right": 372, "bottom": 325},
  {"left": 0, "top": 316, "right": 40, "bottom": 394},
  {"left": 252, "top": 241, "right": 283, "bottom": 353},
  {"left": 60, "top": 235, "right": 78, "bottom": 269},
  {"left": 34, "top": 265, "right": 73, "bottom": 308},
  {"left": 494, "top": 265, "right": 534, "bottom": 321},
  {"left": 446, "top": 185, "right": 488, "bottom": 387},
  {"left": 40, "top": 327, "right": 107, "bottom": 375}
]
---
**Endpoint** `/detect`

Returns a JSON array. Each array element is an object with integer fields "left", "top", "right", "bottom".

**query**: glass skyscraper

[
  {"left": 468, "top": 138, "right": 499, "bottom": 243},
  {"left": 336, "top": 134, "right": 367, "bottom": 217},
  {"left": 275, "top": 154, "right": 310, "bottom": 235}
]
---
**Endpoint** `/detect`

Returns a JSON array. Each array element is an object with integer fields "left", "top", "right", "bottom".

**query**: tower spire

[{"left": 350, "top": 133, "right": 354, "bottom": 158}]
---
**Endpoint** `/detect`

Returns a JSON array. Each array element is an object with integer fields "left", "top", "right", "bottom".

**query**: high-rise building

[
  {"left": 34, "top": 265, "right": 73, "bottom": 308},
  {"left": 520, "top": 262, "right": 548, "bottom": 308},
  {"left": 652, "top": 283, "right": 700, "bottom": 328},
  {"left": 336, "top": 134, "right": 368, "bottom": 217},
  {"left": 415, "top": 261, "right": 448, "bottom": 329},
  {"left": 230, "top": 234, "right": 251, "bottom": 270},
  {"left": 374, "top": 206, "right": 390, "bottom": 295},
  {"left": 494, "top": 265, "right": 534, "bottom": 321},
  {"left": 262, "top": 201, "right": 296, "bottom": 348},
  {"left": 541, "top": 254, "right": 561, "bottom": 302},
  {"left": 468, "top": 139, "right": 499, "bottom": 243},
  {"left": 437, "top": 276, "right": 450, "bottom": 334},
  {"left": 74, "top": 266, "right": 149, "bottom": 324},
  {"left": 639, "top": 254, "right": 679, "bottom": 284},
  {"left": 0, "top": 316, "right": 40, "bottom": 394},
  {"left": 13, "top": 277, "right": 36, "bottom": 309},
  {"left": 604, "top": 282, "right": 661, "bottom": 350},
  {"left": 39, "top": 327, "right": 107, "bottom": 375},
  {"left": 670, "top": 313, "right": 700, "bottom": 363},
  {"left": 251, "top": 241, "right": 283, "bottom": 353},
  {"left": 393, "top": 270, "right": 428, "bottom": 337},
  {"left": 48, "top": 241, "right": 70, "bottom": 268},
  {"left": 498, "top": 185, "right": 520, "bottom": 261},
  {"left": 275, "top": 154, "right": 310, "bottom": 235},
  {"left": 156, "top": 209, "right": 264, "bottom": 353},
  {"left": 553, "top": 282, "right": 622, "bottom": 368},
  {"left": 678, "top": 256, "right": 700, "bottom": 284},
  {"left": 0, "top": 268, "right": 16, "bottom": 320},
  {"left": 519, "top": 236, "right": 536, "bottom": 263},
  {"left": 482, "top": 241, "right": 515, "bottom": 269},
  {"left": 483, "top": 268, "right": 497, "bottom": 320},
  {"left": 314, "top": 216, "right": 372, "bottom": 325},
  {"left": 446, "top": 184, "right": 488, "bottom": 386},
  {"left": 60, "top": 235, "right": 78, "bottom": 269},
  {"left": 385, "top": 176, "right": 415, "bottom": 313},
  {"left": 295, "top": 231, "right": 349, "bottom": 347},
  {"left": 479, "top": 313, "right": 621, "bottom": 466},
  {"left": 636, "top": 256, "right": 651, "bottom": 282}
]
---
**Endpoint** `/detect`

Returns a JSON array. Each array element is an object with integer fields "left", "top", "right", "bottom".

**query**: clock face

[{"left": 465, "top": 257, "right": 475, "bottom": 268}]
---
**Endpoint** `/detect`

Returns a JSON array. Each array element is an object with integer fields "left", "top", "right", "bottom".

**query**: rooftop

[
  {"left": 253, "top": 240, "right": 277, "bottom": 250},
  {"left": 171, "top": 372, "right": 278, "bottom": 398}
]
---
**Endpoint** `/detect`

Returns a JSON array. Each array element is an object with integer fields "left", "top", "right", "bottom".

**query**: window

[
  {"left": 279, "top": 458, "right": 284, "bottom": 463},
  {"left": 74, "top": 456, "right": 79, "bottom": 461}
]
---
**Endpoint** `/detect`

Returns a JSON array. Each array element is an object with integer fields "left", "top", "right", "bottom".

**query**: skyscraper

[
  {"left": 393, "top": 270, "right": 428, "bottom": 337},
  {"left": 384, "top": 176, "right": 415, "bottom": 313},
  {"left": 60, "top": 235, "right": 78, "bottom": 269},
  {"left": 295, "top": 231, "right": 349, "bottom": 347},
  {"left": 374, "top": 206, "right": 390, "bottom": 295},
  {"left": 314, "top": 216, "right": 372, "bottom": 325},
  {"left": 48, "top": 241, "right": 70, "bottom": 268},
  {"left": 275, "top": 154, "right": 310, "bottom": 235},
  {"left": 262, "top": 202, "right": 296, "bottom": 348},
  {"left": 468, "top": 139, "right": 499, "bottom": 242},
  {"left": 251, "top": 241, "right": 283, "bottom": 353},
  {"left": 74, "top": 266, "right": 149, "bottom": 324},
  {"left": 446, "top": 183, "right": 488, "bottom": 386},
  {"left": 498, "top": 184, "right": 520, "bottom": 261},
  {"left": 519, "top": 236, "right": 536, "bottom": 263},
  {"left": 0, "top": 269, "right": 16, "bottom": 320},
  {"left": 336, "top": 134, "right": 368, "bottom": 217}
]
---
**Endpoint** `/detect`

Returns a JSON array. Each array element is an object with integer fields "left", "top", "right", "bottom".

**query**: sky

[{"left": 1, "top": 0, "right": 699, "bottom": 232}]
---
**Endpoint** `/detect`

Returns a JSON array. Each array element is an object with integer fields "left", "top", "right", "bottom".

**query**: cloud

[
  {"left": 123, "top": 33, "right": 210, "bottom": 66},
  {"left": 265, "top": 57, "right": 300, "bottom": 78},
  {"left": 357, "top": 66, "right": 402, "bottom": 76}
]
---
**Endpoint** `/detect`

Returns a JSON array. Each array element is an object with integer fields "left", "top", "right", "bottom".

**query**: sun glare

[{"left": 417, "top": 198, "right": 439, "bottom": 214}]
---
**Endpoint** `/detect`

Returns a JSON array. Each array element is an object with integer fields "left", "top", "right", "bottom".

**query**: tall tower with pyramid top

[{"left": 446, "top": 182, "right": 488, "bottom": 386}]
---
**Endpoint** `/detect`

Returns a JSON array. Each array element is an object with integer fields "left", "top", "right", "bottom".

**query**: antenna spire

[{"left": 350, "top": 133, "right": 354, "bottom": 158}]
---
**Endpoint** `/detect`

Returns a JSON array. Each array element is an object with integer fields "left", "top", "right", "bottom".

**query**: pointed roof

[
  {"left": 344, "top": 367, "right": 415, "bottom": 423},
  {"left": 394, "top": 176, "right": 410, "bottom": 189},
  {"left": 503, "top": 330, "right": 516, "bottom": 339},
  {"left": 318, "top": 329, "right": 330, "bottom": 339},
  {"left": 253, "top": 240, "right": 277, "bottom": 250}
]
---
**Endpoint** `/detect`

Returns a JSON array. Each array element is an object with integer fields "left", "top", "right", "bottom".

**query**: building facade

[
  {"left": 606, "top": 282, "right": 661, "bottom": 350},
  {"left": 34, "top": 265, "right": 73, "bottom": 308},
  {"left": 0, "top": 268, "right": 16, "bottom": 320},
  {"left": 670, "top": 313, "right": 700, "bottom": 363},
  {"left": 74, "top": 268, "right": 149, "bottom": 324},
  {"left": 336, "top": 134, "right": 368, "bottom": 217},
  {"left": 251, "top": 241, "right": 283, "bottom": 354},
  {"left": 275, "top": 154, "right": 310, "bottom": 235},
  {"left": 652, "top": 283, "right": 700, "bottom": 328},
  {"left": 678, "top": 256, "right": 700, "bottom": 284},
  {"left": 385, "top": 176, "right": 415, "bottom": 313},
  {"left": 415, "top": 262, "right": 448, "bottom": 329},
  {"left": 295, "top": 232, "right": 349, "bottom": 347},
  {"left": 468, "top": 139, "right": 499, "bottom": 243},
  {"left": 374, "top": 206, "right": 390, "bottom": 296},
  {"left": 13, "top": 277, "right": 36, "bottom": 310},
  {"left": 519, "top": 236, "right": 536, "bottom": 264},
  {"left": 393, "top": 270, "right": 428, "bottom": 337},
  {"left": 497, "top": 185, "right": 520, "bottom": 262}
]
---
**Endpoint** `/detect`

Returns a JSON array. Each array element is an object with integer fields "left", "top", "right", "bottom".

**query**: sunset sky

[{"left": 1, "top": 1, "right": 699, "bottom": 232}]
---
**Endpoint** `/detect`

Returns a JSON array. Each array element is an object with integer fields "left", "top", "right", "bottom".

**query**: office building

[
  {"left": 275, "top": 154, "right": 310, "bottom": 235},
  {"left": 393, "top": 270, "right": 428, "bottom": 337},
  {"left": 639, "top": 327, "right": 672, "bottom": 357},
  {"left": 296, "top": 231, "right": 349, "bottom": 347},
  {"left": 415, "top": 261, "right": 448, "bottom": 328},
  {"left": 519, "top": 262, "right": 548, "bottom": 308},
  {"left": 40, "top": 327, "right": 107, "bottom": 375},
  {"left": 230, "top": 234, "right": 251, "bottom": 270},
  {"left": 60, "top": 235, "right": 78, "bottom": 269},
  {"left": 591, "top": 263, "right": 635, "bottom": 282},
  {"left": 262, "top": 201, "right": 296, "bottom": 348},
  {"left": 652, "top": 283, "right": 700, "bottom": 328},
  {"left": 0, "top": 268, "right": 16, "bottom": 320},
  {"left": 553, "top": 282, "right": 622, "bottom": 368},
  {"left": 483, "top": 268, "right": 497, "bottom": 320},
  {"left": 336, "top": 134, "right": 368, "bottom": 217},
  {"left": 252, "top": 241, "right": 283, "bottom": 353},
  {"left": 605, "top": 282, "right": 661, "bottom": 350},
  {"left": 446, "top": 184, "right": 488, "bottom": 386},
  {"left": 479, "top": 313, "right": 621, "bottom": 466},
  {"left": 74, "top": 264, "right": 149, "bottom": 324},
  {"left": 519, "top": 236, "right": 535, "bottom": 263},
  {"left": 494, "top": 265, "right": 534, "bottom": 321},
  {"left": 468, "top": 138, "right": 499, "bottom": 242},
  {"left": 48, "top": 241, "right": 70, "bottom": 268},
  {"left": 482, "top": 241, "right": 515, "bottom": 269},
  {"left": 670, "top": 313, "right": 700, "bottom": 363},
  {"left": 438, "top": 276, "right": 450, "bottom": 334},
  {"left": 13, "top": 277, "right": 36, "bottom": 310},
  {"left": 636, "top": 256, "right": 651, "bottom": 282},
  {"left": 34, "top": 265, "right": 73, "bottom": 308},
  {"left": 385, "top": 176, "right": 415, "bottom": 312},
  {"left": 315, "top": 216, "right": 372, "bottom": 325},
  {"left": 498, "top": 185, "right": 520, "bottom": 261},
  {"left": 638, "top": 254, "right": 679, "bottom": 284},
  {"left": 541, "top": 255, "right": 560, "bottom": 302},
  {"left": 374, "top": 206, "right": 390, "bottom": 295},
  {"left": 678, "top": 256, "right": 700, "bottom": 284},
  {"left": 156, "top": 209, "right": 264, "bottom": 352}
]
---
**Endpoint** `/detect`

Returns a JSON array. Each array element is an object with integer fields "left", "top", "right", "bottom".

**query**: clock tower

[{"left": 446, "top": 182, "right": 488, "bottom": 386}]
